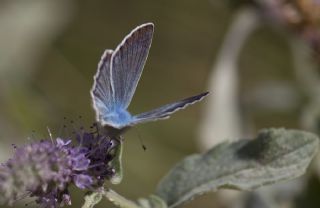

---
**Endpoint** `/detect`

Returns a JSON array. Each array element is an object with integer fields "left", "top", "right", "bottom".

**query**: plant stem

[{"left": 103, "top": 188, "right": 141, "bottom": 208}]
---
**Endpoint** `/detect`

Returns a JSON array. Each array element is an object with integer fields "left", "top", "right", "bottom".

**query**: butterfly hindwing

[
  {"left": 91, "top": 50, "right": 114, "bottom": 122},
  {"left": 110, "top": 23, "right": 154, "bottom": 109},
  {"left": 131, "top": 92, "right": 209, "bottom": 125}
]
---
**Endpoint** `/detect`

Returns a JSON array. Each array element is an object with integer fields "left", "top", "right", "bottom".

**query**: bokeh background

[{"left": 0, "top": 0, "right": 320, "bottom": 207}]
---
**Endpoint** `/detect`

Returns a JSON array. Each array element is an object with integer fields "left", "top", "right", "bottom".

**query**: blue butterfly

[{"left": 91, "top": 23, "right": 208, "bottom": 136}]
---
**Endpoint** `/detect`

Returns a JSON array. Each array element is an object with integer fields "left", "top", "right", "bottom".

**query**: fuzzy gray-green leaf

[
  {"left": 155, "top": 128, "right": 319, "bottom": 208},
  {"left": 81, "top": 191, "right": 103, "bottom": 208},
  {"left": 137, "top": 195, "right": 168, "bottom": 208}
]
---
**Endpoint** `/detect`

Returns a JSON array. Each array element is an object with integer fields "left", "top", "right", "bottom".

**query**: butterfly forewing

[
  {"left": 131, "top": 92, "right": 209, "bottom": 125},
  {"left": 110, "top": 23, "right": 154, "bottom": 109},
  {"left": 91, "top": 50, "right": 114, "bottom": 121}
]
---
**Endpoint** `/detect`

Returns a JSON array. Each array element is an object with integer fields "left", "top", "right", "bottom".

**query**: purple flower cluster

[
  {"left": 77, "top": 132, "right": 118, "bottom": 186},
  {"left": 0, "top": 131, "right": 118, "bottom": 208}
]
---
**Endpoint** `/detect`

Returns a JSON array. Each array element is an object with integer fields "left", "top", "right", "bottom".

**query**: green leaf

[
  {"left": 81, "top": 191, "right": 103, "bottom": 208},
  {"left": 109, "top": 137, "right": 124, "bottom": 184},
  {"left": 155, "top": 128, "right": 319, "bottom": 208},
  {"left": 137, "top": 195, "right": 168, "bottom": 208}
]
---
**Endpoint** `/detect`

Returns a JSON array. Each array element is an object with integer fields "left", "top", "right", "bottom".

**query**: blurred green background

[{"left": 0, "top": 0, "right": 319, "bottom": 207}]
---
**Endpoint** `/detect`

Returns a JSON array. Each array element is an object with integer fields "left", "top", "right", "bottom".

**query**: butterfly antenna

[{"left": 133, "top": 126, "right": 147, "bottom": 151}]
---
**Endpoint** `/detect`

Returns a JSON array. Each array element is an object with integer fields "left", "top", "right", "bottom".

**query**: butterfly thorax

[
  {"left": 100, "top": 108, "right": 132, "bottom": 137},
  {"left": 101, "top": 108, "right": 132, "bottom": 128}
]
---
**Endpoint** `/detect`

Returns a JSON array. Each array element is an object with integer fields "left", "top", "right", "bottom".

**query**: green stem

[
  {"left": 81, "top": 191, "right": 103, "bottom": 208},
  {"left": 103, "top": 188, "right": 141, "bottom": 208}
]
